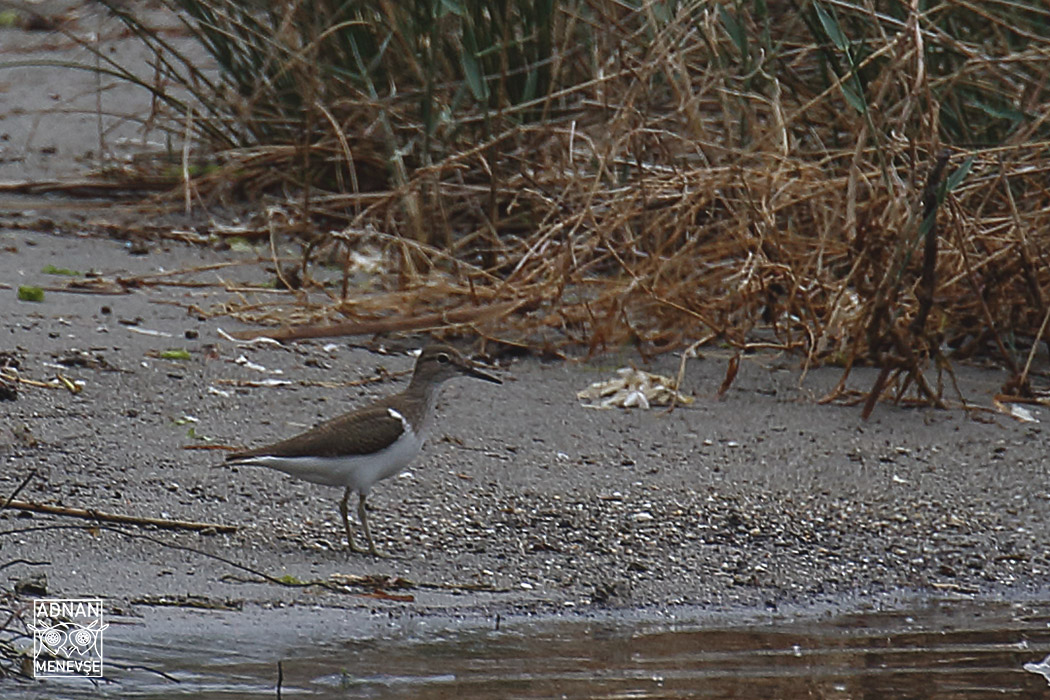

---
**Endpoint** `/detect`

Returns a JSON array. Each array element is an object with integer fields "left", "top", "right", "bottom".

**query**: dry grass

[{"left": 18, "top": 0, "right": 1050, "bottom": 405}]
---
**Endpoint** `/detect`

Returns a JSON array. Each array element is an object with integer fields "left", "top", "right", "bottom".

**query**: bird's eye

[{"left": 436, "top": 353, "right": 451, "bottom": 364}]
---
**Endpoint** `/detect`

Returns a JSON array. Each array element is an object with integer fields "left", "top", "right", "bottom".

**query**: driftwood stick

[
  {"left": 0, "top": 470, "right": 37, "bottom": 512},
  {"left": 0, "top": 180, "right": 172, "bottom": 196},
  {"left": 4, "top": 500, "right": 236, "bottom": 534},
  {"left": 229, "top": 297, "right": 538, "bottom": 342}
]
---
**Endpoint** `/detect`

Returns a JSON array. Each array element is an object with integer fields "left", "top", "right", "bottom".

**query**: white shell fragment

[
  {"left": 1025, "top": 653, "right": 1050, "bottom": 686},
  {"left": 217, "top": 327, "right": 283, "bottom": 347},
  {"left": 1008, "top": 404, "right": 1038, "bottom": 423},
  {"left": 577, "top": 367, "right": 693, "bottom": 409},
  {"left": 125, "top": 326, "right": 173, "bottom": 338},
  {"left": 235, "top": 355, "right": 284, "bottom": 374},
  {"left": 992, "top": 399, "right": 1041, "bottom": 423}
]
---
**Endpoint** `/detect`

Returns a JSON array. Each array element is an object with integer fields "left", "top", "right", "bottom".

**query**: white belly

[{"left": 234, "top": 429, "right": 425, "bottom": 495}]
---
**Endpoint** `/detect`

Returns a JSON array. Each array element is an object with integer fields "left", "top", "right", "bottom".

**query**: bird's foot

[{"left": 367, "top": 545, "right": 407, "bottom": 560}]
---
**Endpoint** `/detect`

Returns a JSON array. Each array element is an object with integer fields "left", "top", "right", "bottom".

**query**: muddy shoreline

[{"left": 3, "top": 6, "right": 1050, "bottom": 691}]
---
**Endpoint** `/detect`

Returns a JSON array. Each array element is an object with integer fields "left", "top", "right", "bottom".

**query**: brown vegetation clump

[{"left": 46, "top": 1, "right": 1050, "bottom": 405}]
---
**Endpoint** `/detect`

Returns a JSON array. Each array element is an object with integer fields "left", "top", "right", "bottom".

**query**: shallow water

[{"left": 18, "top": 598, "right": 1050, "bottom": 698}]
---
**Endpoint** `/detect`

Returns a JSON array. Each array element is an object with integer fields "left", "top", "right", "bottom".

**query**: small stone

[{"left": 14, "top": 573, "right": 48, "bottom": 596}]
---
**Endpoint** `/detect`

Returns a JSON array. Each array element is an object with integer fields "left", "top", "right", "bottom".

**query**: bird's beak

[{"left": 464, "top": 361, "right": 502, "bottom": 384}]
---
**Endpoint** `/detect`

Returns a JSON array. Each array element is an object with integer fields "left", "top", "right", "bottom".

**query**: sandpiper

[{"left": 226, "top": 344, "right": 501, "bottom": 556}]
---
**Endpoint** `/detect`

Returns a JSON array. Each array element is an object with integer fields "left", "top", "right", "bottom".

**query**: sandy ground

[
  {"left": 2, "top": 0, "right": 1050, "bottom": 662},
  {"left": 0, "top": 0, "right": 191, "bottom": 183},
  {"left": 2, "top": 227, "right": 1050, "bottom": 623}
]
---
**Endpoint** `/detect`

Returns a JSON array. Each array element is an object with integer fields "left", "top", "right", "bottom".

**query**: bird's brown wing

[{"left": 226, "top": 404, "right": 407, "bottom": 460}]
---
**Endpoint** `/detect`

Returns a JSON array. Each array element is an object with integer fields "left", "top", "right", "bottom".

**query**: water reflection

[
  {"left": 324, "top": 602, "right": 1050, "bottom": 699},
  {"left": 14, "top": 598, "right": 1050, "bottom": 698}
]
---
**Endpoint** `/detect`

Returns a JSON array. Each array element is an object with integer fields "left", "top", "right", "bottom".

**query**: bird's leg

[
  {"left": 357, "top": 493, "right": 381, "bottom": 557},
  {"left": 357, "top": 493, "right": 399, "bottom": 558},
  {"left": 339, "top": 487, "right": 363, "bottom": 554}
]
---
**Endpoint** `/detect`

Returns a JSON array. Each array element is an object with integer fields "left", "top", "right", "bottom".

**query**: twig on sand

[
  {"left": 4, "top": 523, "right": 505, "bottom": 600},
  {"left": 3, "top": 500, "right": 236, "bottom": 534},
  {"left": 0, "top": 180, "right": 172, "bottom": 196},
  {"left": 230, "top": 298, "right": 538, "bottom": 342},
  {"left": 328, "top": 572, "right": 510, "bottom": 594},
  {"left": 0, "top": 470, "right": 37, "bottom": 513},
  {"left": 0, "top": 370, "right": 81, "bottom": 394},
  {"left": 219, "top": 570, "right": 510, "bottom": 598}
]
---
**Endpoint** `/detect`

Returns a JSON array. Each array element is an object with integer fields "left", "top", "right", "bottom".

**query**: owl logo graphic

[{"left": 31, "top": 618, "right": 107, "bottom": 660}]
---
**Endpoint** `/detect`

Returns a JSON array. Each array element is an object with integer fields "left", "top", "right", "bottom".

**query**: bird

[{"left": 226, "top": 344, "right": 501, "bottom": 556}]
